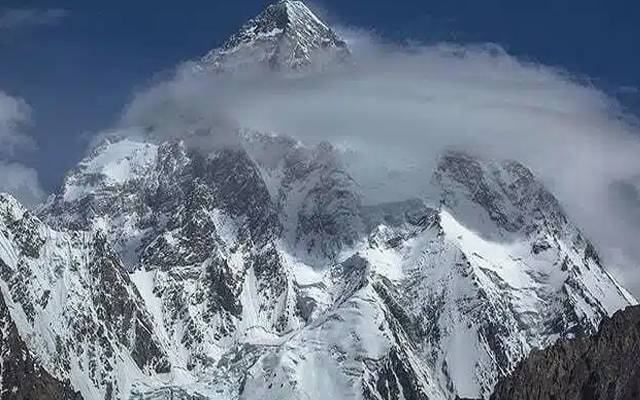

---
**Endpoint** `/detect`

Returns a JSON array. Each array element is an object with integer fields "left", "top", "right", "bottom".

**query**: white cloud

[
  {"left": 0, "top": 8, "right": 68, "bottom": 30},
  {"left": 118, "top": 33, "right": 640, "bottom": 296},
  {"left": 0, "top": 162, "right": 46, "bottom": 207},
  {"left": 0, "top": 91, "right": 34, "bottom": 154},
  {"left": 0, "top": 91, "right": 45, "bottom": 208}
]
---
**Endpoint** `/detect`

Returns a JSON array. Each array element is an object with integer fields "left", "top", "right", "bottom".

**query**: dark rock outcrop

[{"left": 491, "top": 305, "right": 640, "bottom": 400}]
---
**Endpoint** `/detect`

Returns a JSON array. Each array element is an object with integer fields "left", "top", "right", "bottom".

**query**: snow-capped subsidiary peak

[
  {"left": 199, "top": 0, "right": 349, "bottom": 71},
  {"left": 60, "top": 136, "right": 158, "bottom": 203},
  {"left": 354, "top": 151, "right": 635, "bottom": 399}
]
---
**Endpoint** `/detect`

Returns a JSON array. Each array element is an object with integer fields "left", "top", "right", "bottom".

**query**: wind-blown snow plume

[{"left": 114, "top": 29, "right": 640, "bottom": 295}]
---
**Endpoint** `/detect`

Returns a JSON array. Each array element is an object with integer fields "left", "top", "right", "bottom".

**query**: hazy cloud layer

[
  {"left": 0, "top": 162, "right": 46, "bottom": 208},
  {"left": 0, "top": 91, "right": 45, "bottom": 207},
  {"left": 0, "top": 8, "right": 68, "bottom": 30},
  {"left": 117, "top": 33, "right": 640, "bottom": 296},
  {"left": 0, "top": 91, "right": 34, "bottom": 154}
]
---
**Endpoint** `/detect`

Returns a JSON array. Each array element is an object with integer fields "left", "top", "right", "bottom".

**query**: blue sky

[{"left": 1, "top": 0, "right": 639, "bottom": 191}]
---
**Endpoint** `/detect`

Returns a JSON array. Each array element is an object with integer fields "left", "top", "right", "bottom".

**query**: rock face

[
  {"left": 491, "top": 305, "right": 640, "bottom": 400},
  {"left": 0, "top": 193, "right": 169, "bottom": 400},
  {"left": 0, "top": 1, "right": 637, "bottom": 399},
  {"left": 0, "top": 289, "right": 82, "bottom": 400}
]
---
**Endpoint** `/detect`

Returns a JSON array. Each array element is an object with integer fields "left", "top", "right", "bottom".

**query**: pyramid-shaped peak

[
  {"left": 269, "top": 0, "right": 329, "bottom": 29},
  {"left": 200, "top": 0, "right": 349, "bottom": 71}
]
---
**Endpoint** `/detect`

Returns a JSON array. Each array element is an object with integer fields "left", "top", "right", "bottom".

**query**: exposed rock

[{"left": 491, "top": 305, "right": 640, "bottom": 400}]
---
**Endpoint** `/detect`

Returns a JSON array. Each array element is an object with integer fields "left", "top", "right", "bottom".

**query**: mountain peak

[
  {"left": 272, "top": 0, "right": 329, "bottom": 28},
  {"left": 200, "top": 0, "right": 349, "bottom": 71}
]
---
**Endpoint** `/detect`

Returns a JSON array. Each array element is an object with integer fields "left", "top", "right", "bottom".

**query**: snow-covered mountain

[{"left": 0, "top": 1, "right": 636, "bottom": 400}]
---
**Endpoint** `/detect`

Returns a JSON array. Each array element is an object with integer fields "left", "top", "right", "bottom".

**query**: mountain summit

[{"left": 200, "top": 0, "right": 349, "bottom": 71}]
